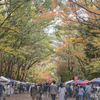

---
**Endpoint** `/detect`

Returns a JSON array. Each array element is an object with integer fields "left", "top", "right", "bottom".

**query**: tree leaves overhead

[
  {"left": 0, "top": 0, "right": 55, "bottom": 81},
  {"left": 52, "top": 0, "right": 100, "bottom": 81}
]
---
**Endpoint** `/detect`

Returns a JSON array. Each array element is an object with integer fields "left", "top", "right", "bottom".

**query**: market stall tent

[
  {"left": 0, "top": 76, "right": 10, "bottom": 83},
  {"left": 7, "top": 78, "right": 15, "bottom": 83},
  {"left": 0, "top": 77, "right": 9, "bottom": 83},
  {"left": 68, "top": 80, "right": 82, "bottom": 85},
  {"left": 65, "top": 80, "right": 73, "bottom": 84},
  {"left": 89, "top": 78, "right": 100, "bottom": 84},
  {"left": 67, "top": 80, "right": 74, "bottom": 85},
  {"left": 87, "top": 78, "right": 96, "bottom": 83},
  {"left": 15, "top": 81, "right": 21, "bottom": 84},
  {"left": 78, "top": 80, "right": 89, "bottom": 85}
]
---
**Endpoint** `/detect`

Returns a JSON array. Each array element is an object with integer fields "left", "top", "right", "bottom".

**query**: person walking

[
  {"left": 30, "top": 84, "right": 34, "bottom": 97},
  {"left": 69, "top": 85, "right": 73, "bottom": 98},
  {"left": 36, "top": 84, "right": 40, "bottom": 100},
  {"left": 78, "top": 86, "right": 84, "bottom": 100},
  {"left": 65, "top": 84, "right": 68, "bottom": 100},
  {"left": 58, "top": 83, "right": 66, "bottom": 100},
  {"left": 50, "top": 80, "right": 57, "bottom": 100},
  {"left": 14, "top": 84, "right": 18, "bottom": 94},
  {"left": 3, "top": 89, "right": 6, "bottom": 100},
  {"left": 32, "top": 84, "right": 38, "bottom": 100},
  {"left": 85, "top": 83, "right": 91, "bottom": 100},
  {"left": 44, "top": 83, "right": 50, "bottom": 100},
  {"left": 66, "top": 85, "right": 70, "bottom": 98},
  {"left": 38, "top": 84, "right": 44, "bottom": 100},
  {"left": 73, "top": 85, "right": 76, "bottom": 98},
  {"left": 19, "top": 83, "right": 23, "bottom": 94},
  {"left": 75, "top": 84, "right": 79, "bottom": 100},
  {"left": 0, "top": 83, "right": 5, "bottom": 100},
  {"left": 26, "top": 85, "right": 30, "bottom": 94},
  {"left": 7, "top": 84, "right": 10, "bottom": 96}
]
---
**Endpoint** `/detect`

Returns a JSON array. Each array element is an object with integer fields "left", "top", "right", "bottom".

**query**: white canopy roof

[
  {"left": 15, "top": 81, "right": 21, "bottom": 84},
  {"left": 0, "top": 76, "right": 10, "bottom": 83}
]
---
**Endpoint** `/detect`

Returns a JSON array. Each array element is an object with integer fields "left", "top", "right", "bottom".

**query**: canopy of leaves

[{"left": 0, "top": 0, "right": 56, "bottom": 81}]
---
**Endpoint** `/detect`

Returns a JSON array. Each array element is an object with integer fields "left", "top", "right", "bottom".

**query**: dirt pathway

[{"left": 4, "top": 93, "right": 75, "bottom": 100}]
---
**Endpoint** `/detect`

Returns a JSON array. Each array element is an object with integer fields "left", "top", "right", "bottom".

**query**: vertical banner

[{"left": 74, "top": 76, "right": 78, "bottom": 85}]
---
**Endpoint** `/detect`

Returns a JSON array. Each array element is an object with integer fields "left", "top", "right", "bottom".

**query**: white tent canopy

[
  {"left": 0, "top": 76, "right": 10, "bottom": 83},
  {"left": 15, "top": 81, "right": 21, "bottom": 84}
]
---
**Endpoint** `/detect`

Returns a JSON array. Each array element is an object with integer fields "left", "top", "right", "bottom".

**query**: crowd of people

[
  {"left": 0, "top": 80, "right": 100, "bottom": 100},
  {"left": 29, "top": 81, "right": 100, "bottom": 100},
  {"left": 0, "top": 82, "right": 30, "bottom": 100}
]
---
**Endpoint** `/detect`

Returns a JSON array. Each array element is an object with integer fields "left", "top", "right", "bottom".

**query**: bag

[
  {"left": 90, "top": 94, "right": 97, "bottom": 99},
  {"left": 42, "top": 94, "right": 44, "bottom": 98}
]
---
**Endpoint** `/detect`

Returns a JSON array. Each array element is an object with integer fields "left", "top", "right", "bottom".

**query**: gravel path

[{"left": 4, "top": 93, "right": 75, "bottom": 100}]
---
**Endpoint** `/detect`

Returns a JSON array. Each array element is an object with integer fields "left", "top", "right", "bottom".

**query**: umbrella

[
  {"left": 7, "top": 78, "right": 15, "bottom": 83},
  {"left": 89, "top": 78, "right": 100, "bottom": 84},
  {"left": 78, "top": 80, "right": 89, "bottom": 85}
]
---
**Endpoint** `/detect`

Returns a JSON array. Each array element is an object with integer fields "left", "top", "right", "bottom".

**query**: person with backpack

[
  {"left": 31, "top": 84, "right": 38, "bottom": 100},
  {"left": 19, "top": 83, "right": 23, "bottom": 94},
  {"left": 44, "top": 83, "right": 50, "bottom": 100}
]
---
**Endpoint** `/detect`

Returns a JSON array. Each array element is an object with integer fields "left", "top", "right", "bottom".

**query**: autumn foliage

[{"left": 38, "top": 73, "right": 54, "bottom": 83}]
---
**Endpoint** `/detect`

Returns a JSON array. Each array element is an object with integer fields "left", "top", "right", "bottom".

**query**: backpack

[{"left": 44, "top": 86, "right": 47, "bottom": 92}]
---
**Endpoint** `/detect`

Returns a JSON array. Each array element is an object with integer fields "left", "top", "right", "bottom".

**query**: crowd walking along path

[{"left": 5, "top": 94, "right": 75, "bottom": 100}]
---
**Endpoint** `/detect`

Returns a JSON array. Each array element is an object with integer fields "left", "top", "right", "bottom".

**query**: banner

[{"left": 74, "top": 76, "right": 78, "bottom": 85}]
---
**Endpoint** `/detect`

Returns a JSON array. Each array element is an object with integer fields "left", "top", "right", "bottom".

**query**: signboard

[{"left": 74, "top": 76, "right": 78, "bottom": 85}]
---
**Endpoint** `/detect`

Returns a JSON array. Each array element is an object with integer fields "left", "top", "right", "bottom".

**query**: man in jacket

[
  {"left": 0, "top": 83, "right": 5, "bottom": 100},
  {"left": 50, "top": 81, "right": 57, "bottom": 100},
  {"left": 85, "top": 83, "right": 91, "bottom": 100},
  {"left": 32, "top": 84, "right": 38, "bottom": 100}
]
